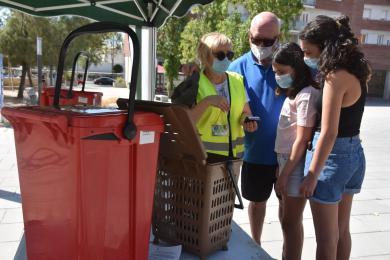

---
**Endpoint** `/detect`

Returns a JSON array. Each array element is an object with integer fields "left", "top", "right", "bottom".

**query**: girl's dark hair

[
  {"left": 273, "top": 42, "right": 318, "bottom": 98},
  {"left": 299, "top": 15, "right": 371, "bottom": 85}
]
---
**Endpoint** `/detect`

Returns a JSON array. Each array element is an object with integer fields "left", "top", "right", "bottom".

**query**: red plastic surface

[
  {"left": 1, "top": 106, "right": 164, "bottom": 260},
  {"left": 40, "top": 87, "right": 103, "bottom": 106}
]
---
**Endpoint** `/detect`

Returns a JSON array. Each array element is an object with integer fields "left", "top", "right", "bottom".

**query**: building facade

[{"left": 292, "top": 0, "right": 390, "bottom": 98}]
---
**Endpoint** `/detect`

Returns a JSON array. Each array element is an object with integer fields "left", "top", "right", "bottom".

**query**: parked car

[{"left": 94, "top": 77, "right": 115, "bottom": 85}]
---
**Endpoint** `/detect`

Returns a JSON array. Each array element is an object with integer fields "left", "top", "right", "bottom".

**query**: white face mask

[{"left": 250, "top": 42, "right": 279, "bottom": 62}]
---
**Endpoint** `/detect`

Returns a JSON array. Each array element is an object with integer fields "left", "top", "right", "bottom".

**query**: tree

[
  {"left": 112, "top": 64, "right": 123, "bottom": 73},
  {"left": 104, "top": 33, "right": 123, "bottom": 76},
  {"left": 40, "top": 16, "right": 108, "bottom": 85},
  {"left": 0, "top": 12, "right": 38, "bottom": 98},
  {"left": 179, "top": 0, "right": 228, "bottom": 63},
  {"left": 157, "top": 16, "right": 188, "bottom": 93},
  {"left": 0, "top": 11, "right": 109, "bottom": 97},
  {"left": 180, "top": 0, "right": 303, "bottom": 63},
  {"left": 231, "top": 0, "right": 303, "bottom": 41}
]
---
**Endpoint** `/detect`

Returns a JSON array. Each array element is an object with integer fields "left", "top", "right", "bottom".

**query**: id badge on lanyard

[{"left": 212, "top": 111, "right": 229, "bottom": 136}]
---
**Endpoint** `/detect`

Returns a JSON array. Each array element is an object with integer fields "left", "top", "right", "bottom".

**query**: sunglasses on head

[
  {"left": 213, "top": 50, "right": 235, "bottom": 61},
  {"left": 250, "top": 36, "right": 277, "bottom": 47}
]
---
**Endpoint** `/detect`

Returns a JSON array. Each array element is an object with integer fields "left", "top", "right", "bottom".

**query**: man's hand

[
  {"left": 243, "top": 120, "right": 257, "bottom": 132},
  {"left": 241, "top": 115, "right": 258, "bottom": 132}
]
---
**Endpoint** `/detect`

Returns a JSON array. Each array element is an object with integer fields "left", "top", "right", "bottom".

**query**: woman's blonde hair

[{"left": 197, "top": 32, "right": 232, "bottom": 68}]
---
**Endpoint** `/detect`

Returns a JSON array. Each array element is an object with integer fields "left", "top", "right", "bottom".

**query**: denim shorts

[
  {"left": 304, "top": 132, "right": 366, "bottom": 204},
  {"left": 277, "top": 153, "right": 305, "bottom": 198}
]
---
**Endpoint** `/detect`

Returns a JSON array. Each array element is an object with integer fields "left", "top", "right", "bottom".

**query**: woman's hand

[
  {"left": 299, "top": 173, "right": 318, "bottom": 198},
  {"left": 275, "top": 171, "right": 289, "bottom": 197},
  {"left": 204, "top": 95, "right": 230, "bottom": 112}
]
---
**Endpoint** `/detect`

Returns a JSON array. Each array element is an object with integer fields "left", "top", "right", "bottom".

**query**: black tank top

[{"left": 316, "top": 81, "right": 366, "bottom": 137}]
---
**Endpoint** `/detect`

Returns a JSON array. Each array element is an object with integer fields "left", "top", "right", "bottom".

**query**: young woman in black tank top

[{"left": 298, "top": 15, "right": 371, "bottom": 260}]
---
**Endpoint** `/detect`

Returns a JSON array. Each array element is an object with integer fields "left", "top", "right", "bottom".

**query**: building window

[
  {"left": 383, "top": 10, "right": 389, "bottom": 21},
  {"left": 380, "top": 10, "right": 387, "bottom": 20},
  {"left": 301, "top": 13, "right": 309, "bottom": 23},
  {"left": 378, "top": 35, "right": 384, "bottom": 45},
  {"left": 363, "top": 8, "right": 371, "bottom": 19},
  {"left": 365, "top": 33, "right": 378, "bottom": 44}
]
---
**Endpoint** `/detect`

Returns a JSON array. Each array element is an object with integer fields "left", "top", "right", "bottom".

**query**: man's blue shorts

[{"left": 304, "top": 132, "right": 366, "bottom": 204}]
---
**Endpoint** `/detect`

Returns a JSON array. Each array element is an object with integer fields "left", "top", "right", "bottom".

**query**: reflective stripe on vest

[{"left": 196, "top": 71, "right": 246, "bottom": 157}]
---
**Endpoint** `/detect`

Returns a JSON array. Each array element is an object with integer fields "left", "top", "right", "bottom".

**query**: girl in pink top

[{"left": 273, "top": 42, "right": 320, "bottom": 260}]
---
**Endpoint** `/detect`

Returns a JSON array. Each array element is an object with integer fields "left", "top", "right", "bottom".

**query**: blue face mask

[
  {"left": 275, "top": 73, "right": 293, "bottom": 89},
  {"left": 304, "top": 57, "right": 319, "bottom": 70},
  {"left": 212, "top": 58, "right": 231, "bottom": 74}
]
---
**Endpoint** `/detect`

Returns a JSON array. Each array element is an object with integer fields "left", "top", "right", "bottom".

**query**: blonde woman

[{"left": 189, "top": 32, "right": 257, "bottom": 158}]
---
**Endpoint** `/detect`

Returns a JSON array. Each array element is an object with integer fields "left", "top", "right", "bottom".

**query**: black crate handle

[
  {"left": 226, "top": 160, "right": 244, "bottom": 209},
  {"left": 53, "top": 22, "right": 140, "bottom": 140},
  {"left": 67, "top": 51, "right": 90, "bottom": 98}
]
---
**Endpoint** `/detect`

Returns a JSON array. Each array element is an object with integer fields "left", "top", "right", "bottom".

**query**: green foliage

[
  {"left": 158, "top": 0, "right": 303, "bottom": 91},
  {"left": 113, "top": 76, "right": 126, "bottom": 88},
  {"left": 104, "top": 33, "right": 123, "bottom": 74},
  {"left": 112, "top": 64, "right": 123, "bottom": 73},
  {"left": 0, "top": 10, "right": 110, "bottom": 97},
  {"left": 0, "top": 12, "right": 36, "bottom": 66},
  {"left": 217, "top": 12, "right": 251, "bottom": 60},
  {"left": 179, "top": 0, "right": 228, "bottom": 63},
  {"left": 231, "top": 0, "right": 303, "bottom": 41},
  {"left": 157, "top": 16, "right": 188, "bottom": 92}
]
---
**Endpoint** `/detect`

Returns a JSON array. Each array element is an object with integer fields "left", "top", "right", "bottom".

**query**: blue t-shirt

[{"left": 228, "top": 51, "right": 285, "bottom": 165}]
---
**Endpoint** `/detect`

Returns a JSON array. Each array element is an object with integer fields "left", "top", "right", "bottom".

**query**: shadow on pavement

[
  {"left": 0, "top": 189, "right": 21, "bottom": 203},
  {"left": 365, "top": 97, "right": 390, "bottom": 107},
  {"left": 14, "top": 233, "right": 27, "bottom": 260}
]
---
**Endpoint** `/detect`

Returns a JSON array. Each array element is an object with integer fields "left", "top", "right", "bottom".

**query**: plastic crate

[{"left": 133, "top": 100, "right": 243, "bottom": 259}]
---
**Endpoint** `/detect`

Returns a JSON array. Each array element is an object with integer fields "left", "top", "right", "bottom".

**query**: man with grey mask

[{"left": 228, "top": 11, "right": 285, "bottom": 245}]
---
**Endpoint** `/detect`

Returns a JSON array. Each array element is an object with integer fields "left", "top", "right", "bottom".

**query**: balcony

[{"left": 302, "top": 0, "right": 316, "bottom": 6}]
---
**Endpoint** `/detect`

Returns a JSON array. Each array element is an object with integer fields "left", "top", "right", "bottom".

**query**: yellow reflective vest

[{"left": 196, "top": 71, "right": 246, "bottom": 158}]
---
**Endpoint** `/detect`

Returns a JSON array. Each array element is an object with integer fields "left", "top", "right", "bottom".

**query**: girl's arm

[
  {"left": 284, "top": 126, "right": 313, "bottom": 175},
  {"left": 276, "top": 90, "right": 316, "bottom": 196}
]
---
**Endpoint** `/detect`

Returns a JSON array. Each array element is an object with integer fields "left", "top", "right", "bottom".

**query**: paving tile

[
  {"left": 0, "top": 241, "right": 20, "bottom": 260},
  {"left": 0, "top": 177, "right": 20, "bottom": 187},
  {"left": 0, "top": 186, "right": 18, "bottom": 194},
  {"left": 0, "top": 197, "right": 22, "bottom": 209},
  {"left": 351, "top": 199, "right": 390, "bottom": 215},
  {"left": 2, "top": 208, "right": 24, "bottom": 224},
  {"left": 351, "top": 213, "right": 390, "bottom": 233},
  {"left": 261, "top": 238, "right": 318, "bottom": 260},
  {"left": 0, "top": 223, "right": 24, "bottom": 242},
  {"left": 350, "top": 231, "right": 390, "bottom": 258},
  {"left": 0, "top": 161, "right": 15, "bottom": 171},
  {"left": 0, "top": 209, "right": 5, "bottom": 223},
  {"left": 352, "top": 255, "right": 390, "bottom": 260},
  {"left": 362, "top": 179, "right": 390, "bottom": 189},
  {"left": 0, "top": 170, "right": 19, "bottom": 179}
]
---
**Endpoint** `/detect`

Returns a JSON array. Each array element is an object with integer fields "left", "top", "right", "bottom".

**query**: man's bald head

[{"left": 250, "top": 12, "right": 280, "bottom": 40}]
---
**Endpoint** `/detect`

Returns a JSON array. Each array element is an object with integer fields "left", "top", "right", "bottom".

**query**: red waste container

[
  {"left": 40, "top": 86, "right": 103, "bottom": 106},
  {"left": 1, "top": 22, "right": 159, "bottom": 260},
  {"left": 40, "top": 51, "right": 102, "bottom": 106}
]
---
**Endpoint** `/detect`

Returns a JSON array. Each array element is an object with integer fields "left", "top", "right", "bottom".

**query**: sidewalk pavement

[{"left": 1, "top": 98, "right": 390, "bottom": 260}]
